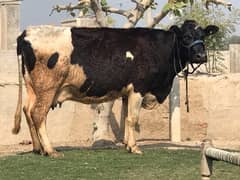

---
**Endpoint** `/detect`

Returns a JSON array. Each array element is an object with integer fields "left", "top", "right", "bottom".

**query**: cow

[{"left": 12, "top": 20, "right": 218, "bottom": 157}]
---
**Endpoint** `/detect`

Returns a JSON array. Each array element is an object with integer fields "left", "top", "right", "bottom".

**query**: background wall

[{"left": 181, "top": 74, "right": 240, "bottom": 144}]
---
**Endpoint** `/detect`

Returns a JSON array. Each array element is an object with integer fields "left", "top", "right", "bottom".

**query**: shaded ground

[
  {"left": 0, "top": 140, "right": 196, "bottom": 157},
  {"left": 1, "top": 139, "right": 239, "bottom": 157}
]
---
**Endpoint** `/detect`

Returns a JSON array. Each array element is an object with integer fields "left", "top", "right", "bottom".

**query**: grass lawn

[{"left": 0, "top": 147, "right": 240, "bottom": 180}]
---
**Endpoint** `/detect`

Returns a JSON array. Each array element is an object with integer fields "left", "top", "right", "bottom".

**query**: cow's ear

[
  {"left": 204, "top": 25, "right": 219, "bottom": 36},
  {"left": 169, "top": 25, "right": 181, "bottom": 36}
]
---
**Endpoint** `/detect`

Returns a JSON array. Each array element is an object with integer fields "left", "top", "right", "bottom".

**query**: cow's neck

[{"left": 172, "top": 38, "right": 188, "bottom": 75}]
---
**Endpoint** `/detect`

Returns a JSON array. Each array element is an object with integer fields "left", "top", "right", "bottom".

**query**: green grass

[{"left": 0, "top": 148, "right": 240, "bottom": 180}]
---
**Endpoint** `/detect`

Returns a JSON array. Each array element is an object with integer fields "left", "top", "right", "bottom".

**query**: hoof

[
  {"left": 49, "top": 151, "right": 64, "bottom": 158},
  {"left": 123, "top": 140, "right": 128, "bottom": 146},
  {"left": 132, "top": 148, "right": 143, "bottom": 155},
  {"left": 126, "top": 145, "right": 131, "bottom": 152},
  {"left": 32, "top": 149, "right": 42, "bottom": 155},
  {"left": 12, "top": 127, "right": 20, "bottom": 134},
  {"left": 128, "top": 145, "right": 143, "bottom": 155}
]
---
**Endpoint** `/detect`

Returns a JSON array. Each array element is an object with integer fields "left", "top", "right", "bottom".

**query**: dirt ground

[
  {"left": 0, "top": 140, "right": 196, "bottom": 157},
  {"left": 1, "top": 139, "right": 240, "bottom": 157}
]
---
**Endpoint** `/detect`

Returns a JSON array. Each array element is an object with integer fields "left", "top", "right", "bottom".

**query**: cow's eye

[{"left": 183, "top": 34, "right": 193, "bottom": 43}]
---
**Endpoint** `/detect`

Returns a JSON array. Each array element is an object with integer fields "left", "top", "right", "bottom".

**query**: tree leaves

[
  {"left": 100, "top": 0, "right": 108, "bottom": 8},
  {"left": 163, "top": 1, "right": 187, "bottom": 16}
]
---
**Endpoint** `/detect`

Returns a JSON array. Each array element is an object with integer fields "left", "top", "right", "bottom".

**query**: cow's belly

[{"left": 54, "top": 85, "right": 131, "bottom": 105}]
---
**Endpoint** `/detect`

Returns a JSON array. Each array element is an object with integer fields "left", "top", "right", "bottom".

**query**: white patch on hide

[
  {"left": 24, "top": 25, "right": 73, "bottom": 59},
  {"left": 126, "top": 51, "right": 134, "bottom": 61}
]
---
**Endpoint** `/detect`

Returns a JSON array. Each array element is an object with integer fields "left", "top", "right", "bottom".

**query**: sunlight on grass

[{"left": 0, "top": 148, "right": 240, "bottom": 180}]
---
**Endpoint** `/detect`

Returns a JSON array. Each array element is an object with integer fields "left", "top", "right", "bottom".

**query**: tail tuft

[
  {"left": 12, "top": 127, "right": 20, "bottom": 134},
  {"left": 12, "top": 100, "right": 22, "bottom": 134}
]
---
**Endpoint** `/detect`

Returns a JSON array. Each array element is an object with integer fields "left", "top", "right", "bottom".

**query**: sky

[{"left": 20, "top": 0, "right": 240, "bottom": 34}]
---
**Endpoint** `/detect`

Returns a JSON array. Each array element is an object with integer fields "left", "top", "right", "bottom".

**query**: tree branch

[
  {"left": 131, "top": 0, "right": 142, "bottom": 7},
  {"left": 102, "top": 7, "right": 130, "bottom": 17},
  {"left": 50, "top": 4, "right": 81, "bottom": 16},
  {"left": 205, "top": 0, "right": 232, "bottom": 10},
  {"left": 131, "top": 0, "right": 140, "bottom": 4},
  {"left": 146, "top": 0, "right": 173, "bottom": 28},
  {"left": 148, "top": 9, "right": 170, "bottom": 28},
  {"left": 90, "top": 0, "right": 107, "bottom": 27},
  {"left": 50, "top": 0, "right": 90, "bottom": 16},
  {"left": 123, "top": 0, "right": 154, "bottom": 28}
]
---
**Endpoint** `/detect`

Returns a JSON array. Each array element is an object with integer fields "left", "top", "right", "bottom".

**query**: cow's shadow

[
  {"left": 57, "top": 140, "right": 199, "bottom": 152},
  {"left": 16, "top": 139, "right": 199, "bottom": 156}
]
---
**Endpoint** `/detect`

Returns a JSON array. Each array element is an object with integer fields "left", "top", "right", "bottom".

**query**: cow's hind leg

[
  {"left": 126, "top": 91, "right": 143, "bottom": 154},
  {"left": 23, "top": 83, "right": 43, "bottom": 154},
  {"left": 31, "top": 91, "right": 63, "bottom": 158}
]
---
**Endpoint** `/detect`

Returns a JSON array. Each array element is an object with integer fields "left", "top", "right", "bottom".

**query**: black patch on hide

[
  {"left": 17, "top": 30, "right": 36, "bottom": 72},
  {"left": 47, "top": 52, "right": 59, "bottom": 69}
]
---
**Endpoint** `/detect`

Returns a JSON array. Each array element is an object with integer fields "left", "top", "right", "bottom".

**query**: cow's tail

[
  {"left": 12, "top": 54, "right": 23, "bottom": 134},
  {"left": 12, "top": 32, "right": 25, "bottom": 134}
]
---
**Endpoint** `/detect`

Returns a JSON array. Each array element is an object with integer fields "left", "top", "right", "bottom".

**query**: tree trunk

[{"left": 91, "top": 101, "right": 116, "bottom": 148}]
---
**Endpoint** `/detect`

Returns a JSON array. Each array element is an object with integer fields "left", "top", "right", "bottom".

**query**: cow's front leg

[
  {"left": 31, "top": 91, "right": 63, "bottom": 158},
  {"left": 119, "top": 96, "right": 128, "bottom": 145},
  {"left": 126, "top": 91, "right": 143, "bottom": 154}
]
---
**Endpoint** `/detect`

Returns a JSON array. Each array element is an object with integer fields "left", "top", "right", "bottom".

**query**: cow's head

[{"left": 170, "top": 20, "right": 219, "bottom": 64}]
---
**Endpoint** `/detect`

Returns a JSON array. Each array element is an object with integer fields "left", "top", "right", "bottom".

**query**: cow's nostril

[
  {"left": 196, "top": 53, "right": 206, "bottom": 59},
  {"left": 196, "top": 54, "right": 202, "bottom": 59}
]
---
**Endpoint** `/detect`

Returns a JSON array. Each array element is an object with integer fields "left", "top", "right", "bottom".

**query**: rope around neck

[{"left": 173, "top": 38, "right": 204, "bottom": 112}]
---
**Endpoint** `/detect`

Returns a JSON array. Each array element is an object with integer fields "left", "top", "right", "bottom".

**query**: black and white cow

[{"left": 13, "top": 20, "right": 218, "bottom": 157}]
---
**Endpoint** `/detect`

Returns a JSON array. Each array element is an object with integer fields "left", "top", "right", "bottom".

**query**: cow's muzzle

[{"left": 192, "top": 52, "right": 207, "bottom": 64}]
